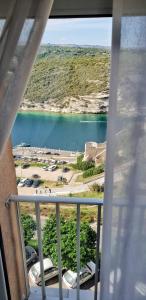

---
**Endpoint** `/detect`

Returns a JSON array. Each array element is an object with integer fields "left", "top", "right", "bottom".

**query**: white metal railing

[{"left": 6, "top": 195, "right": 103, "bottom": 300}]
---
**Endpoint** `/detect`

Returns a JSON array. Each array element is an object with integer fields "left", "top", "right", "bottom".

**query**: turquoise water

[{"left": 12, "top": 112, "right": 107, "bottom": 151}]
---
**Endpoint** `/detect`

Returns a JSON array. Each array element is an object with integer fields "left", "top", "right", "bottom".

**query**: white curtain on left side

[{"left": 0, "top": 0, "right": 54, "bottom": 156}]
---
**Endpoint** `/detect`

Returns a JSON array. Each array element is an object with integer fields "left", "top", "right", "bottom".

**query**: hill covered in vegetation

[{"left": 22, "top": 44, "right": 110, "bottom": 114}]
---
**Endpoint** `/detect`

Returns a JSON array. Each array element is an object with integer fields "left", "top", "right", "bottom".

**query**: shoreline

[
  {"left": 13, "top": 145, "right": 84, "bottom": 154},
  {"left": 18, "top": 108, "right": 107, "bottom": 117},
  {"left": 13, "top": 143, "right": 105, "bottom": 159}
]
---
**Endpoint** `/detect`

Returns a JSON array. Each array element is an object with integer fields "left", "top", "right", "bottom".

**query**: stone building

[{"left": 84, "top": 142, "right": 106, "bottom": 165}]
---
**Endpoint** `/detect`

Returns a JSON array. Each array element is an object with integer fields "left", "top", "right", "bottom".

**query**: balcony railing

[{"left": 6, "top": 195, "right": 103, "bottom": 300}]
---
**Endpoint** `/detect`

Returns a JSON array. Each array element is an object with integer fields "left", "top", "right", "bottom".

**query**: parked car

[
  {"left": 45, "top": 151, "right": 51, "bottom": 155},
  {"left": 16, "top": 178, "right": 20, "bottom": 185},
  {"left": 42, "top": 166, "right": 48, "bottom": 171},
  {"left": 25, "top": 246, "right": 37, "bottom": 266},
  {"left": 22, "top": 163, "right": 30, "bottom": 169},
  {"left": 32, "top": 180, "right": 40, "bottom": 188},
  {"left": 49, "top": 159, "right": 57, "bottom": 164},
  {"left": 29, "top": 258, "right": 59, "bottom": 285},
  {"left": 58, "top": 160, "right": 67, "bottom": 165},
  {"left": 17, "top": 143, "right": 30, "bottom": 147},
  {"left": 48, "top": 165, "right": 57, "bottom": 172},
  {"left": 63, "top": 261, "right": 96, "bottom": 288},
  {"left": 63, "top": 167, "right": 70, "bottom": 173},
  {"left": 53, "top": 152, "right": 60, "bottom": 156},
  {"left": 15, "top": 155, "right": 22, "bottom": 160},
  {"left": 25, "top": 179, "right": 33, "bottom": 187},
  {"left": 18, "top": 178, "right": 27, "bottom": 187}
]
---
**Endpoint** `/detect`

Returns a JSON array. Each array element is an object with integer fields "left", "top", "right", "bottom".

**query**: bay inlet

[{"left": 12, "top": 112, "right": 107, "bottom": 152}]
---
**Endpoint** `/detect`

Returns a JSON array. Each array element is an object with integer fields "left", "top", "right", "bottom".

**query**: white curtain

[
  {"left": 101, "top": 0, "right": 146, "bottom": 300},
  {"left": 0, "top": 0, "right": 54, "bottom": 155}
]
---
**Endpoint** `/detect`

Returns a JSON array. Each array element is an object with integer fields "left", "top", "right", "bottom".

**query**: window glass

[
  {"left": 82, "top": 272, "right": 90, "bottom": 279},
  {"left": 44, "top": 267, "right": 57, "bottom": 275}
]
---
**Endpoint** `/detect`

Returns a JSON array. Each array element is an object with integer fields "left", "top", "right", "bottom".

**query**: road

[{"left": 18, "top": 174, "right": 105, "bottom": 196}]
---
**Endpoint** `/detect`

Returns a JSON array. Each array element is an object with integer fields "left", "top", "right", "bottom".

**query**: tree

[
  {"left": 21, "top": 214, "right": 36, "bottom": 245},
  {"left": 75, "top": 154, "right": 95, "bottom": 171},
  {"left": 43, "top": 216, "right": 96, "bottom": 271},
  {"left": 90, "top": 183, "right": 101, "bottom": 193},
  {"left": 90, "top": 183, "right": 104, "bottom": 193}
]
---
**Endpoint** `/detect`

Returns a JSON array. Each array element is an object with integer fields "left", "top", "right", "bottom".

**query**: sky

[{"left": 41, "top": 18, "right": 112, "bottom": 47}]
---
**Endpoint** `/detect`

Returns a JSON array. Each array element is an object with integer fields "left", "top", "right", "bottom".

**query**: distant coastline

[
  {"left": 18, "top": 107, "right": 107, "bottom": 115},
  {"left": 20, "top": 92, "right": 109, "bottom": 115}
]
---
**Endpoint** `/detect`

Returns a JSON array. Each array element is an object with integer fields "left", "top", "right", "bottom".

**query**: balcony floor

[{"left": 29, "top": 287, "right": 96, "bottom": 300}]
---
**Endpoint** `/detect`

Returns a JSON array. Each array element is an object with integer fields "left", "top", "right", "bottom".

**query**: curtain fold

[
  {"left": 101, "top": 0, "right": 146, "bottom": 300},
  {"left": 0, "top": 0, "right": 54, "bottom": 156}
]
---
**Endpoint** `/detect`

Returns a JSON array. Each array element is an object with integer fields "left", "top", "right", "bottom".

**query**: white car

[
  {"left": 49, "top": 159, "right": 57, "bottom": 164},
  {"left": 42, "top": 166, "right": 48, "bottom": 170},
  {"left": 18, "top": 178, "right": 27, "bottom": 187},
  {"left": 29, "top": 258, "right": 59, "bottom": 285},
  {"left": 63, "top": 261, "right": 96, "bottom": 288},
  {"left": 48, "top": 165, "right": 57, "bottom": 171}
]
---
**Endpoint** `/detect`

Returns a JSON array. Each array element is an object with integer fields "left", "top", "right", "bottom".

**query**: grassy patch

[
  {"left": 20, "top": 200, "right": 103, "bottom": 223},
  {"left": 70, "top": 191, "right": 104, "bottom": 199},
  {"left": 15, "top": 160, "right": 48, "bottom": 168},
  {"left": 30, "top": 162, "right": 48, "bottom": 167},
  {"left": 76, "top": 172, "right": 104, "bottom": 183},
  {"left": 41, "top": 180, "right": 63, "bottom": 188}
]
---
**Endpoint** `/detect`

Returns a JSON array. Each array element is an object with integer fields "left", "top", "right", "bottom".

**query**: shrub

[
  {"left": 28, "top": 239, "right": 38, "bottom": 252},
  {"left": 90, "top": 183, "right": 104, "bottom": 193},
  {"left": 90, "top": 183, "right": 101, "bottom": 193},
  {"left": 100, "top": 183, "right": 104, "bottom": 192},
  {"left": 83, "top": 164, "right": 104, "bottom": 178},
  {"left": 75, "top": 154, "right": 95, "bottom": 171},
  {"left": 21, "top": 214, "right": 36, "bottom": 245}
]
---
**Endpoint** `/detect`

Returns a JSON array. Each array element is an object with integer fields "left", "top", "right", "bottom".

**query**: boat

[
  {"left": 80, "top": 120, "right": 105, "bottom": 123},
  {"left": 17, "top": 142, "right": 30, "bottom": 147}
]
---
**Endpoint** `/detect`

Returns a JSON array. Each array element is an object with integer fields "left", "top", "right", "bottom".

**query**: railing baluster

[
  {"left": 35, "top": 202, "right": 46, "bottom": 300},
  {"left": 56, "top": 204, "right": 63, "bottom": 300},
  {"left": 77, "top": 204, "right": 80, "bottom": 300},
  {"left": 16, "top": 202, "right": 30, "bottom": 298},
  {"left": 94, "top": 205, "right": 101, "bottom": 300}
]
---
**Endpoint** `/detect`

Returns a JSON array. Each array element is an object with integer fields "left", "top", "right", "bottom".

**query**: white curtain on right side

[{"left": 101, "top": 0, "right": 146, "bottom": 300}]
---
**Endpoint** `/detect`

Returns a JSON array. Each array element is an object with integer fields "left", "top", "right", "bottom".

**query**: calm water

[{"left": 12, "top": 112, "right": 107, "bottom": 151}]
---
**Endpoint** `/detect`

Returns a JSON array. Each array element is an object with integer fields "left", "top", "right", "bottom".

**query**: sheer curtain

[
  {"left": 0, "top": 0, "right": 54, "bottom": 156},
  {"left": 101, "top": 0, "right": 146, "bottom": 300}
]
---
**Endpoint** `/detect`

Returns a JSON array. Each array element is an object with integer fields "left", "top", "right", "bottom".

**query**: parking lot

[
  {"left": 29, "top": 266, "right": 96, "bottom": 292},
  {"left": 16, "top": 165, "right": 74, "bottom": 183}
]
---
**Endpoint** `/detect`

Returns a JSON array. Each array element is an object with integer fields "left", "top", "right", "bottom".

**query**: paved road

[
  {"left": 47, "top": 175, "right": 104, "bottom": 195},
  {"left": 18, "top": 175, "right": 105, "bottom": 196}
]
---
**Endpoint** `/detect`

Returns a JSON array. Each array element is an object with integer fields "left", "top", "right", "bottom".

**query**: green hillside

[{"left": 24, "top": 45, "right": 110, "bottom": 104}]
